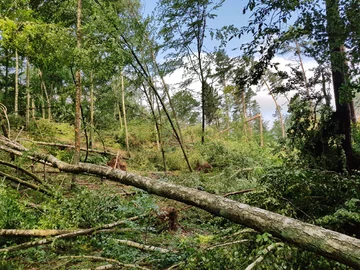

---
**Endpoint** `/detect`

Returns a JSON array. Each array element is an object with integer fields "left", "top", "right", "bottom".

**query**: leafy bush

[
  {"left": 0, "top": 185, "right": 38, "bottom": 230},
  {"left": 38, "top": 188, "right": 156, "bottom": 229},
  {"left": 318, "top": 198, "right": 360, "bottom": 237},
  {"left": 255, "top": 166, "right": 360, "bottom": 221},
  {"left": 27, "top": 119, "right": 57, "bottom": 141},
  {"left": 7, "top": 114, "right": 25, "bottom": 130},
  {"left": 287, "top": 96, "right": 345, "bottom": 171}
]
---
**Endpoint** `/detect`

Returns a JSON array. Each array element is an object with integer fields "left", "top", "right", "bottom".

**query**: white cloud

[{"left": 161, "top": 55, "right": 320, "bottom": 127}]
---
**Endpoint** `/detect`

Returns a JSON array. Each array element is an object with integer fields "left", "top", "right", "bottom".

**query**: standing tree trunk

[
  {"left": 113, "top": 78, "right": 123, "bottom": 131},
  {"left": 4, "top": 48, "right": 9, "bottom": 106},
  {"left": 89, "top": 71, "right": 94, "bottom": 150},
  {"left": 143, "top": 84, "right": 167, "bottom": 172},
  {"left": 264, "top": 80, "right": 285, "bottom": 138},
  {"left": 39, "top": 70, "right": 51, "bottom": 121},
  {"left": 31, "top": 98, "right": 35, "bottom": 119},
  {"left": 26, "top": 58, "right": 30, "bottom": 128},
  {"left": 14, "top": 49, "right": 19, "bottom": 115},
  {"left": 241, "top": 90, "right": 248, "bottom": 137},
  {"left": 295, "top": 40, "right": 310, "bottom": 98},
  {"left": 325, "top": 0, "right": 354, "bottom": 170},
  {"left": 74, "top": 0, "right": 82, "bottom": 178},
  {"left": 121, "top": 73, "right": 130, "bottom": 157}
]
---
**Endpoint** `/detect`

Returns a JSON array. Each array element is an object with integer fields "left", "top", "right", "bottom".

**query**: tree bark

[
  {"left": 74, "top": 0, "right": 82, "bottom": 170},
  {"left": 142, "top": 84, "right": 167, "bottom": 172},
  {"left": 14, "top": 49, "right": 19, "bottom": 115},
  {"left": 0, "top": 229, "right": 74, "bottom": 237},
  {"left": 90, "top": 71, "right": 94, "bottom": 149},
  {"left": 39, "top": 70, "right": 52, "bottom": 121},
  {"left": 121, "top": 73, "right": 130, "bottom": 157},
  {"left": 1, "top": 138, "right": 359, "bottom": 269},
  {"left": 26, "top": 58, "right": 30, "bottom": 128}
]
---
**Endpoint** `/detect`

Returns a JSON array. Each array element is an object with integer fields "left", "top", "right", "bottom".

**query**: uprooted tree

[{"left": 0, "top": 136, "right": 359, "bottom": 269}]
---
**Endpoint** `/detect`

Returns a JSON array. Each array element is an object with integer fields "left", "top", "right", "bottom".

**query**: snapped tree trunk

[{"left": 1, "top": 139, "right": 359, "bottom": 269}]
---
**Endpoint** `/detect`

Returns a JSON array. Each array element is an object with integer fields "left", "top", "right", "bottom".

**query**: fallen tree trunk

[
  {"left": 1, "top": 137, "right": 360, "bottom": 268},
  {"left": 0, "top": 229, "right": 75, "bottom": 237}
]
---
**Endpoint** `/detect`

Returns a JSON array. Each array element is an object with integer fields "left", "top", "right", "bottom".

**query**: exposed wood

[{"left": 0, "top": 139, "right": 359, "bottom": 268}]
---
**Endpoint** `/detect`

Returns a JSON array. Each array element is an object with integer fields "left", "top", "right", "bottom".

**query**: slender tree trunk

[
  {"left": 39, "top": 71, "right": 51, "bottom": 121},
  {"left": 151, "top": 51, "right": 184, "bottom": 145},
  {"left": 5, "top": 48, "right": 9, "bottom": 105},
  {"left": 143, "top": 84, "right": 166, "bottom": 172},
  {"left": 155, "top": 92, "right": 167, "bottom": 172},
  {"left": 321, "top": 70, "right": 331, "bottom": 107},
  {"left": 295, "top": 40, "right": 310, "bottom": 98},
  {"left": 201, "top": 78, "right": 206, "bottom": 144},
  {"left": 349, "top": 101, "right": 356, "bottom": 124},
  {"left": 113, "top": 80, "right": 123, "bottom": 130},
  {"left": 259, "top": 114, "right": 264, "bottom": 147},
  {"left": 264, "top": 80, "right": 285, "bottom": 138},
  {"left": 241, "top": 90, "right": 248, "bottom": 137},
  {"left": 196, "top": 6, "right": 207, "bottom": 145},
  {"left": 73, "top": 0, "right": 82, "bottom": 183},
  {"left": 41, "top": 95, "right": 45, "bottom": 119},
  {"left": 121, "top": 74, "right": 130, "bottom": 157},
  {"left": 26, "top": 58, "right": 30, "bottom": 128},
  {"left": 31, "top": 98, "right": 35, "bottom": 119},
  {"left": 90, "top": 71, "right": 94, "bottom": 150},
  {"left": 14, "top": 49, "right": 19, "bottom": 115},
  {"left": 325, "top": 0, "right": 354, "bottom": 170},
  {"left": 224, "top": 82, "right": 230, "bottom": 132}
]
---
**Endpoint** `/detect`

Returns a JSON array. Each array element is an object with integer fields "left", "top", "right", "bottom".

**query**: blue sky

[{"left": 141, "top": 0, "right": 250, "bottom": 56}]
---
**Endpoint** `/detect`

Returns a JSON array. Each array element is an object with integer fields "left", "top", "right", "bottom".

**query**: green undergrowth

[{"left": 0, "top": 119, "right": 357, "bottom": 269}]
